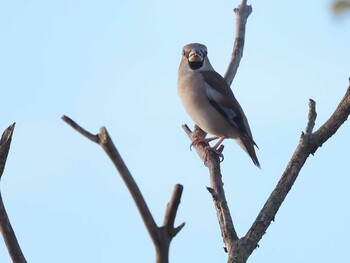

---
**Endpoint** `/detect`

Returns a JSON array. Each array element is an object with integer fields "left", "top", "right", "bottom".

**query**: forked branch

[
  {"left": 240, "top": 82, "right": 350, "bottom": 262},
  {"left": 62, "top": 115, "right": 184, "bottom": 263},
  {"left": 184, "top": 76, "right": 350, "bottom": 263},
  {"left": 182, "top": 0, "right": 350, "bottom": 262}
]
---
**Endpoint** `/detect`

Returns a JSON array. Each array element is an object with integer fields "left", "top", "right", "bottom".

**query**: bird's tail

[{"left": 235, "top": 136, "right": 261, "bottom": 168}]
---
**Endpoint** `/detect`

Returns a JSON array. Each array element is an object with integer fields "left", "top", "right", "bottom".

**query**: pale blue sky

[{"left": 1, "top": 1, "right": 350, "bottom": 262}]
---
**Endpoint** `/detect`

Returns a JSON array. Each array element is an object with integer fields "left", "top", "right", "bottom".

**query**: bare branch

[
  {"left": 61, "top": 115, "right": 99, "bottom": 143},
  {"left": 62, "top": 116, "right": 184, "bottom": 263},
  {"left": 240, "top": 83, "right": 350, "bottom": 261},
  {"left": 309, "top": 83, "right": 350, "bottom": 154},
  {"left": 0, "top": 123, "right": 27, "bottom": 263},
  {"left": 181, "top": 1, "right": 350, "bottom": 261},
  {"left": 98, "top": 127, "right": 161, "bottom": 239},
  {"left": 183, "top": 82, "right": 350, "bottom": 262},
  {"left": 62, "top": 116, "right": 159, "bottom": 239},
  {"left": 182, "top": 125, "right": 238, "bottom": 253},
  {"left": 224, "top": 0, "right": 252, "bottom": 86},
  {"left": 180, "top": 2, "right": 253, "bottom": 252},
  {"left": 207, "top": 156, "right": 238, "bottom": 249},
  {"left": 163, "top": 184, "right": 185, "bottom": 236}
]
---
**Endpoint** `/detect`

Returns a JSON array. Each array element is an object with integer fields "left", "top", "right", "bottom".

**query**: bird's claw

[
  {"left": 203, "top": 146, "right": 224, "bottom": 164},
  {"left": 189, "top": 136, "right": 211, "bottom": 151}
]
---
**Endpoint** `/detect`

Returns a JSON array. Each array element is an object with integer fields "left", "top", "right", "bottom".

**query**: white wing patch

[{"left": 204, "top": 84, "right": 239, "bottom": 127}]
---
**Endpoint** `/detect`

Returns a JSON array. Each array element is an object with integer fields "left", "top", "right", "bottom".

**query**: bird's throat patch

[{"left": 189, "top": 61, "right": 203, "bottom": 70}]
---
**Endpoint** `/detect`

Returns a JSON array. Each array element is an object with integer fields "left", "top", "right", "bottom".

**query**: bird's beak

[{"left": 188, "top": 49, "right": 204, "bottom": 62}]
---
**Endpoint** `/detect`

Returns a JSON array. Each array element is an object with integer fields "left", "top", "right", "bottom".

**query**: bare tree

[{"left": 1, "top": 1, "right": 349, "bottom": 263}]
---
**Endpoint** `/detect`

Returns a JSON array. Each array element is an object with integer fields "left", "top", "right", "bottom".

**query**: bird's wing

[{"left": 201, "top": 70, "right": 257, "bottom": 146}]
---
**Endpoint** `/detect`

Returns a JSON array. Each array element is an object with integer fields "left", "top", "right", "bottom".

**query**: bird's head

[{"left": 182, "top": 43, "right": 209, "bottom": 70}]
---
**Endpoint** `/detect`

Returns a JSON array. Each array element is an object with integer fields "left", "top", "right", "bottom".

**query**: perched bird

[{"left": 177, "top": 43, "right": 260, "bottom": 168}]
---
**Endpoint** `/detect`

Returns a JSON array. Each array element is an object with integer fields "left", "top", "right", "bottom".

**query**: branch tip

[
  {"left": 173, "top": 222, "right": 186, "bottom": 237},
  {"left": 0, "top": 123, "right": 16, "bottom": 180},
  {"left": 305, "top": 99, "right": 317, "bottom": 134},
  {"left": 99, "top": 126, "right": 109, "bottom": 144},
  {"left": 163, "top": 184, "right": 184, "bottom": 232},
  {"left": 61, "top": 115, "right": 100, "bottom": 143},
  {"left": 0, "top": 123, "right": 15, "bottom": 144},
  {"left": 224, "top": 0, "right": 252, "bottom": 85},
  {"left": 181, "top": 124, "right": 192, "bottom": 136},
  {"left": 206, "top": 187, "right": 218, "bottom": 200}
]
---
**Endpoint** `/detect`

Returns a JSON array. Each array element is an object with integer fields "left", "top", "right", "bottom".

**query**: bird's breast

[{"left": 177, "top": 72, "right": 239, "bottom": 138}]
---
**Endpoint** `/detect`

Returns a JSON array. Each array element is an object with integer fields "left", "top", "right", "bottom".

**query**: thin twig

[{"left": 61, "top": 115, "right": 99, "bottom": 143}]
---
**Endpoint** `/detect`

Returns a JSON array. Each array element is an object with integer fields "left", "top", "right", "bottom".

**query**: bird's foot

[
  {"left": 204, "top": 146, "right": 224, "bottom": 164},
  {"left": 190, "top": 136, "right": 220, "bottom": 151}
]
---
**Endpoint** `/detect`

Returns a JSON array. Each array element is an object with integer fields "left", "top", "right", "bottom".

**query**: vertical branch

[
  {"left": 182, "top": 0, "right": 253, "bottom": 259},
  {"left": 182, "top": 124, "right": 238, "bottom": 254},
  {"left": 224, "top": 0, "right": 252, "bottom": 86},
  {"left": 0, "top": 123, "right": 27, "bottom": 263},
  {"left": 207, "top": 154, "right": 238, "bottom": 252}
]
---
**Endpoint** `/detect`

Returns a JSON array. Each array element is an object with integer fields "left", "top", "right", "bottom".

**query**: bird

[{"left": 177, "top": 43, "right": 260, "bottom": 168}]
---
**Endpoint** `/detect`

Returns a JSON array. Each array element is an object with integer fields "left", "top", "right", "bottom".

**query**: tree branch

[
  {"left": 183, "top": 81, "right": 350, "bottom": 263},
  {"left": 182, "top": 124, "right": 238, "bottom": 254},
  {"left": 182, "top": 0, "right": 253, "bottom": 258},
  {"left": 62, "top": 115, "right": 184, "bottom": 263},
  {"left": 163, "top": 184, "right": 185, "bottom": 237},
  {"left": 224, "top": 0, "right": 252, "bottom": 86},
  {"left": 0, "top": 123, "right": 27, "bottom": 263},
  {"left": 239, "top": 82, "right": 350, "bottom": 262},
  {"left": 181, "top": 1, "right": 350, "bottom": 262}
]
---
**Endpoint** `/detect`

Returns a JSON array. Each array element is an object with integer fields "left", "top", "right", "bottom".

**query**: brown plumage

[{"left": 177, "top": 43, "right": 260, "bottom": 168}]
